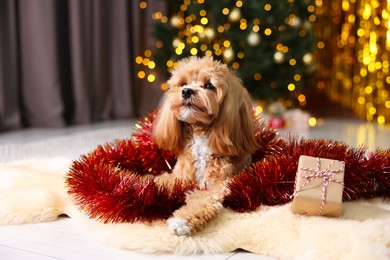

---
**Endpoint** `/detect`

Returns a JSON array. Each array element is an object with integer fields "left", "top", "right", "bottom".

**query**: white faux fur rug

[{"left": 0, "top": 158, "right": 389, "bottom": 259}]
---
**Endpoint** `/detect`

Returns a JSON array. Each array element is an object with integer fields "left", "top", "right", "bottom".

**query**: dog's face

[
  {"left": 153, "top": 56, "right": 258, "bottom": 156},
  {"left": 165, "top": 57, "right": 228, "bottom": 125}
]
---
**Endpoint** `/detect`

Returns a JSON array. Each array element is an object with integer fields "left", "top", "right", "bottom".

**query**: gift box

[
  {"left": 284, "top": 109, "right": 310, "bottom": 131},
  {"left": 291, "top": 155, "right": 345, "bottom": 217}
]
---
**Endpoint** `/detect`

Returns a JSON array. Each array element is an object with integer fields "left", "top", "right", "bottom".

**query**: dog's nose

[{"left": 182, "top": 88, "right": 195, "bottom": 99}]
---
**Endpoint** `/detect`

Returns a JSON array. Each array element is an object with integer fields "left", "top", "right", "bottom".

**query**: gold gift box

[{"left": 291, "top": 155, "right": 345, "bottom": 217}]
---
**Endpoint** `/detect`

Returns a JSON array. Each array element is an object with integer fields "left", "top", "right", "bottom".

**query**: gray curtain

[{"left": 0, "top": 0, "right": 165, "bottom": 131}]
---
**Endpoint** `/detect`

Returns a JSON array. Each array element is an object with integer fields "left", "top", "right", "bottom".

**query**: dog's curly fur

[{"left": 152, "top": 56, "right": 259, "bottom": 236}]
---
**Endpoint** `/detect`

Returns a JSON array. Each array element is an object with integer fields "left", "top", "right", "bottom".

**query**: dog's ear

[
  {"left": 208, "top": 73, "right": 259, "bottom": 156},
  {"left": 152, "top": 92, "right": 183, "bottom": 154}
]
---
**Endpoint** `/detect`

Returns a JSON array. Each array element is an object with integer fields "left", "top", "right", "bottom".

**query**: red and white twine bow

[{"left": 292, "top": 157, "right": 345, "bottom": 215}]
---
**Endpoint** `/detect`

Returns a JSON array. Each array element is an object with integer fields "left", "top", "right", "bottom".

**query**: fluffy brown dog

[{"left": 152, "top": 56, "right": 259, "bottom": 236}]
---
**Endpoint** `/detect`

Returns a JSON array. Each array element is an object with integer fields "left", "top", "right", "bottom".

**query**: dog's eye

[{"left": 204, "top": 83, "right": 215, "bottom": 90}]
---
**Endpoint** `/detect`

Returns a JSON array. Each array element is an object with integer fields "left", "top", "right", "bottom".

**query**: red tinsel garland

[
  {"left": 224, "top": 138, "right": 390, "bottom": 212},
  {"left": 131, "top": 111, "right": 177, "bottom": 175},
  {"left": 66, "top": 111, "right": 390, "bottom": 223},
  {"left": 67, "top": 139, "right": 194, "bottom": 223}
]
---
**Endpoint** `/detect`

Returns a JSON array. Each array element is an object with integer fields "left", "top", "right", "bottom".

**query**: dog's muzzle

[{"left": 182, "top": 88, "right": 195, "bottom": 100}]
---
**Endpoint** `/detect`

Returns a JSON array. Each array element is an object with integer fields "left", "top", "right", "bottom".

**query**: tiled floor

[{"left": 0, "top": 117, "right": 389, "bottom": 259}]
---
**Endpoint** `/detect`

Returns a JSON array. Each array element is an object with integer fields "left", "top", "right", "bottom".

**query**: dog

[{"left": 152, "top": 56, "right": 259, "bottom": 236}]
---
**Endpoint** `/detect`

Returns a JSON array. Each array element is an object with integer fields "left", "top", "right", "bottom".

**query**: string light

[
  {"left": 232, "top": 62, "right": 239, "bottom": 69},
  {"left": 139, "top": 1, "right": 147, "bottom": 9},
  {"left": 264, "top": 28, "right": 272, "bottom": 36},
  {"left": 254, "top": 73, "right": 262, "bottom": 81},
  {"left": 288, "top": 83, "right": 296, "bottom": 91},
  {"left": 222, "top": 8, "right": 229, "bottom": 15},
  {"left": 316, "top": 0, "right": 390, "bottom": 125},
  {"left": 147, "top": 74, "right": 155, "bottom": 82},
  {"left": 155, "top": 41, "right": 163, "bottom": 48},
  {"left": 160, "top": 82, "right": 168, "bottom": 90},
  {"left": 138, "top": 71, "right": 145, "bottom": 79},
  {"left": 147, "top": 61, "right": 155, "bottom": 69},
  {"left": 144, "top": 50, "right": 152, "bottom": 57},
  {"left": 239, "top": 19, "right": 247, "bottom": 30},
  {"left": 135, "top": 56, "right": 143, "bottom": 64},
  {"left": 190, "top": 48, "right": 198, "bottom": 55},
  {"left": 142, "top": 58, "right": 149, "bottom": 66},
  {"left": 294, "top": 74, "right": 301, "bottom": 81},
  {"left": 200, "top": 17, "right": 208, "bottom": 25},
  {"left": 308, "top": 117, "right": 317, "bottom": 127}
]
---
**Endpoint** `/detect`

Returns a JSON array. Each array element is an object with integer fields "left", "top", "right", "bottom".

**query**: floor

[
  {"left": 0, "top": 117, "right": 389, "bottom": 260},
  {"left": 0, "top": 217, "right": 261, "bottom": 260}
]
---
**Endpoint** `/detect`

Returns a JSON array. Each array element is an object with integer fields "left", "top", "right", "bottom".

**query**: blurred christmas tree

[{"left": 136, "top": 0, "right": 317, "bottom": 104}]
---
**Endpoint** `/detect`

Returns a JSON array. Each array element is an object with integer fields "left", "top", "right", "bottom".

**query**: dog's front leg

[
  {"left": 167, "top": 182, "right": 227, "bottom": 236},
  {"left": 168, "top": 159, "right": 234, "bottom": 236},
  {"left": 166, "top": 155, "right": 234, "bottom": 236}
]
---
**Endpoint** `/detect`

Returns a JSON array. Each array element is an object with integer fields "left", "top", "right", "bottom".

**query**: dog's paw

[{"left": 167, "top": 216, "right": 191, "bottom": 236}]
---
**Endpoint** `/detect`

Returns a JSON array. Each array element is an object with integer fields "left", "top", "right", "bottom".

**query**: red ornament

[
  {"left": 66, "top": 111, "right": 390, "bottom": 223},
  {"left": 269, "top": 116, "right": 285, "bottom": 129}
]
